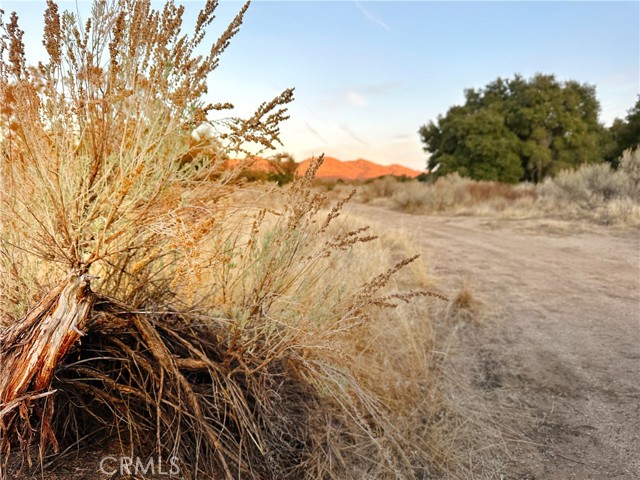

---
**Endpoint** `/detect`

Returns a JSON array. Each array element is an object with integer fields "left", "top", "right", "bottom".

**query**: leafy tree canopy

[
  {"left": 605, "top": 95, "right": 640, "bottom": 167},
  {"left": 419, "top": 74, "right": 604, "bottom": 183}
]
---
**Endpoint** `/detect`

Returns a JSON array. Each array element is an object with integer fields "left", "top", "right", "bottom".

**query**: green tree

[
  {"left": 420, "top": 74, "right": 604, "bottom": 183},
  {"left": 605, "top": 96, "right": 640, "bottom": 167}
]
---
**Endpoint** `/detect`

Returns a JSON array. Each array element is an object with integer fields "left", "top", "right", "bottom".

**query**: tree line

[{"left": 419, "top": 74, "right": 639, "bottom": 183}]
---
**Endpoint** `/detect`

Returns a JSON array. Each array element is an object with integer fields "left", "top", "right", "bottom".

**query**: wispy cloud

[
  {"left": 355, "top": 1, "right": 390, "bottom": 31},
  {"left": 391, "top": 133, "right": 412, "bottom": 141},
  {"left": 340, "top": 124, "right": 368, "bottom": 145},
  {"left": 305, "top": 122, "right": 329, "bottom": 144},
  {"left": 360, "top": 82, "right": 402, "bottom": 95},
  {"left": 328, "top": 82, "right": 401, "bottom": 110},
  {"left": 345, "top": 91, "right": 368, "bottom": 107}
]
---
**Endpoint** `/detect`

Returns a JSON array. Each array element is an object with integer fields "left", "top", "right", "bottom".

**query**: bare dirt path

[{"left": 350, "top": 204, "right": 640, "bottom": 479}]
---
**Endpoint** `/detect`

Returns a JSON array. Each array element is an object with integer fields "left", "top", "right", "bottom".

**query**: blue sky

[{"left": 3, "top": 1, "right": 639, "bottom": 170}]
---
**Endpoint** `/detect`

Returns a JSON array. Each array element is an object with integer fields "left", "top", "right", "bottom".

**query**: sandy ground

[{"left": 351, "top": 204, "right": 640, "bottom": 479}]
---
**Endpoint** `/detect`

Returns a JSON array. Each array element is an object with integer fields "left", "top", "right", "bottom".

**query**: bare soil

[{"left": 352, "top": 204, "right": 640, "bottom": 479}]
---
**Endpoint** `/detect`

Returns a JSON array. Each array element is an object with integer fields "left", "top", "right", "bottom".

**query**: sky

[{"left": 2, "top": 1, "right": 639, "bottom": 171}]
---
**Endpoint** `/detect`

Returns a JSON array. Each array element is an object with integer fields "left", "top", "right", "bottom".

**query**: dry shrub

[
  {"left": 356, "top": 157, "right": 639, "bottom": 225},
  {"left": 466, "top": 181, "right": 537, "bottom": 204},
  {"left": 542, "top": 163, "right": 626, "bottom": 205},
  {"left": 357, "top": 176, "right": 399, "bottom": 203},
  {"left": 0, "top": 2, "right": 465, "bottom": 479},
  {"left": 0, "top": 166, "right": 454, "bottom": 479},
  {"left": 616, "top": 148, "right": 640, "bottom": 200},
  {"left": 539, "top": 151, "right": 640, "bottom": 225},
  {"left": 0, "top": 0, "right": 296, "bottom": 319},
  {"left": 358, "top": 174, "right": 537, "bottom": 216}
]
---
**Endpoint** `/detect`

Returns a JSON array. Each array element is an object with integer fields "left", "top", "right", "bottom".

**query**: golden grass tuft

[
  {"left": 446, "top": 286, "right": 479, "bottom": 323},
  {"left": 0, "top": 3, "right": 476, "bottom": 479}
]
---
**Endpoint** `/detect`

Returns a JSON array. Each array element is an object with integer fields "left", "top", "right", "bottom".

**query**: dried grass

[
  {"left": 0, "top": 3, "right": 473, "bottom": 479},
  {"left": 352, "top": 153, "right": 640, "bottom": 226},
  {"left": 0, "top": 177, "right": 457, "bottom": 479},
  {"left": 539, "top": 149, "right": 640, "bottom": 224},
  {"left": 356, "top": 174, "right": 537, "bottom": 217}
]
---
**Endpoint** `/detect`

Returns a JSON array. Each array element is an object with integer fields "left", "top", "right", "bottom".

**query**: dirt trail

[{"left": 350, "top": 204, "right": 640, "bottom": 479}]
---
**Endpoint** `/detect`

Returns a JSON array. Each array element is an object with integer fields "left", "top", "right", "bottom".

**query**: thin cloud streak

[
  {"left": 354, "top": 1, "right": 390, "bottom": 31},
  {"left": 305, "top": 122, "right": 329, "bottom": 144},
  {"left": 340, "top": 124, "right": 368, "bottom": 145}
]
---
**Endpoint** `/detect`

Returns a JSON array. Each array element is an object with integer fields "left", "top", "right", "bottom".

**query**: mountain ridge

[{"left": 296, "top": 156, "right": 422, "bottom": 180}]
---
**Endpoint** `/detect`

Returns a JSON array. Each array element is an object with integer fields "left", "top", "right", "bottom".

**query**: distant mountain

[
  {"left": 228, "top": 155, "right": 422, "bottom": 181},
  {"left": 297, "top": 157, "right": 422, "bottom": 180}
]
